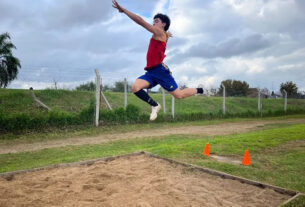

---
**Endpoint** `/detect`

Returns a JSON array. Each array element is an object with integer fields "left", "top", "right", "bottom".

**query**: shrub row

[
  {"left": 0, "top": 104, "right": 144, "bottom": 133},
  {"left": 168, "top": 109, "right": 305, "bottom": 122},
  {"left": 1, "top": 104, "right": 305, "bottom": 134},
  {"left": 0, "top": 103, "right": 95, "bottom": 133}
]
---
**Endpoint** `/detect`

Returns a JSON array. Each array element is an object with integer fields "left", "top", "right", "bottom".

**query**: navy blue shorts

[{"left": 138, "top": 63, "right": 178, "bottom": 92}]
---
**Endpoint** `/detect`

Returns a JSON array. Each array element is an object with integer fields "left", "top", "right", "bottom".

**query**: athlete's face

[{"left": 153, "top": 18, "right": 165, "bottom": 30}]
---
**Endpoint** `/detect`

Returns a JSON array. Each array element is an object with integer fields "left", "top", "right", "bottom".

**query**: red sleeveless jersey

[{"left": 145, "top": 38, "right": 167, "bottom": 70}]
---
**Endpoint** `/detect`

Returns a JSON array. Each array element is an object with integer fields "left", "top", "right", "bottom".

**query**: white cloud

[
  {"left": 1, "top": 0, "right": 304, "bottom": 93},
  {"left": 152, "top": 0, "right": 170, "bottom": 16},
  {"left": 278, "top": 63, "right": 305, "bottom": 71}
]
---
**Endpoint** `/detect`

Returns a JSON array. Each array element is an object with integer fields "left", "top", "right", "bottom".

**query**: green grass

[
  {"left": 1, "top": 123, "right": 305, "bottom": 194},
  {"left": 0, "top": 89, "right": 94, "bottom": 114},
  {"left": 0, "top": 89, "right": 39, "bottom": 115},
  {"left": 282, "top": 195, "right": 305, "bottom": 207},
  {"left": 35, "top": 89, "right": 94, "bottom": 112},
  {"left": 1, "top": 89, "right": 305, "bottom": 133},
  {"left": 2, "top": 88, "right": 305, "bottom": 115}
]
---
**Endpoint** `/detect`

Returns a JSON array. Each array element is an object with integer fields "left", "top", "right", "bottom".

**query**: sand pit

[{"left": 0, "top": 153, "right": 293, "bottom": 207}]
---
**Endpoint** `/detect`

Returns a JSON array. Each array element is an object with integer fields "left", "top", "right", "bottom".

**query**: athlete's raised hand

[
  {"left": 111, "top": 0, "right": 164, "bottom": 37},
  {"left": 112, "top": 0, "right": 124, "bottom": 13}
]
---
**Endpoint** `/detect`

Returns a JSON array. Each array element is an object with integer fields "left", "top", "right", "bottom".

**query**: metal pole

[
  {"left": 171, "top": 96, "right": 175, "bottom": 119},
  {"left": 222, "top": 84, "right": 226, "bottom": 115},
  {"left": 95, "top": 69, "right": 101, "bottom": 127},
  {"left": 124, "top": 78, "right": 127, "bottom": 109},
  {"left": 283, "top": 90, "right": 287, "bottom": 113},
  {"left": 162, "top": 88, "right": 166, "bottom": 113}
]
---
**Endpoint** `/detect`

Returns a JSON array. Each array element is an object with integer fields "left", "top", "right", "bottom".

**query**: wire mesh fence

[{"left": 1, "top": 69, "right": 305, "bottom": 132}]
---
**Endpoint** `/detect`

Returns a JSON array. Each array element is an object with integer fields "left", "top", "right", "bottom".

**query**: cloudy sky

[{"left": 1, "top": 0, "right": 305, "bottom": 92}]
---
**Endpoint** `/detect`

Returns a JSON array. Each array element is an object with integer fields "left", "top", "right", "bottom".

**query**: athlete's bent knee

[
  {"left": 132, "top": 84, "right": 139, "bottom": 93},
  {"left": 132, "top": 83, "right": 144, "bottom": 93},
  {"left": 173, "top": 93, "right": 184, "bottom": 99}
]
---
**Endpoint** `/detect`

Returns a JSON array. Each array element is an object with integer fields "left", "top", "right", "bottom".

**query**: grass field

[
  {"left": 1, "top": 88, "right": 305, "bottom": 134},
  {"left": 1, "top": 89, "right": 305, "bottom": 206},
  {"left": 1, "top": 122, "right": 304, "bottom": 194},
  {"left": 0, "top": 89, "right": 94, "bottom": 114},
  {"left": 1, "top": 88, "right": 305, "bottom": 115}
]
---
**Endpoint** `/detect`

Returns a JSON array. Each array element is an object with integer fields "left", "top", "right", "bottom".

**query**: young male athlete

[{"left": 112, "top": 0, "right": 204, "bottom": 121}]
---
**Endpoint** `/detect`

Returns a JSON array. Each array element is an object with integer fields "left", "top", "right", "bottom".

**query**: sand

[{"left": 0, "top": 154, "right": 291, "bottom": 207}]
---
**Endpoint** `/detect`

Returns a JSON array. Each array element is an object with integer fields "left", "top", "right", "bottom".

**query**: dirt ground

[
  {"left": 0, "top": 154, "right": 291, "bottom": 207},
  {"left": 1, "top": 118, "right": 305, "bottom": 155}
]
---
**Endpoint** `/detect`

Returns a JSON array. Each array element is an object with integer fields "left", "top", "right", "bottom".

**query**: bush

[
  {"left": 48, "top": 110, "right": 74, "bottom": 126},
  {"left": 78, "top": 104, "right": 95, "bottom": 123},
  {"left": 126, "top": 104, "right": 140, "bottom": 122},
  {"left": 0, "top": 112, "right": 48, "bottom": 132},
  {"left": 100, "top": 104, "right": 141, "bottom": 124}
]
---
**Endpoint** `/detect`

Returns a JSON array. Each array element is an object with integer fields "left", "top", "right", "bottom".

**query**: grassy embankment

[
  {"left": 1, "top": 89, "right": 305, "bottom": 133},
  {"left": 2, "top": 88, "right": 305, "bottom": 115}
]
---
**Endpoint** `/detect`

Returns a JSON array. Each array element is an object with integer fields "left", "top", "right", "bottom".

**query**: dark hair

[{"left": 154, "top": 13, "right": 170, "bottom": 31}]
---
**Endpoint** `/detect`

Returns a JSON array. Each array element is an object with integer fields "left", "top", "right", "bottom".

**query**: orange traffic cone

[
  {"left": 242, "top": 150, "right": 251, "bottom": 166},
  {"left": 202, "top": 143, "right": 210, "bottom": 156}
]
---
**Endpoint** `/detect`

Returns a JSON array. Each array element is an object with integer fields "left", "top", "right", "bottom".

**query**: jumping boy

[{"left": 112, "top": 0, "right": 204, "bottom": 121}]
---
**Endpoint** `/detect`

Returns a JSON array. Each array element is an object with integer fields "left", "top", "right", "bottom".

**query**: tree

[
  {"left": 296, "top": 91, "right": 305, "bottom": 99},
  {"left": 76, "top": 81, "right": 112, "bottom": 91},
  {"left": 218, "top": 79, "right": 249, "bottom": 97},
  {"left": 232, "top": 80, "right": 249, "bottom": 96},
  {"left": 76, "top": 81, "right": 96, "bottom": 91},
  {"left": 209, "top": 88, "right": 218, "bottom": 96},
  {"left": 219, "top": 79, "right": 233, "bottom": 96},
  {"left": 0, "top": 33, "right": 21, "bottom": 88},
  {"left": 113, "top": 81, "right": 125, "bottom": 92},
  {"left": 112, "top": 81, "right": 132, "bottom": 92},
  {"left": 280, "top": 81, "right": 298, "bottom": 98},
  {"left": 102, "top": 84, "right": 111, "bottom": 91}
]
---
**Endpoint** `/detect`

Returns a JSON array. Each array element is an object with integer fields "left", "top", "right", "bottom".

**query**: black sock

[
  {"left": 134, "top": 89, "right": 158, "bottom": 107},
  {"left": 197, "top": 88, "right": 204, "bottom": 94}
]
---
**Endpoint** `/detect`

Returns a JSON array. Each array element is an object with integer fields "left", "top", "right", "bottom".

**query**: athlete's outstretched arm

[{"left": 112, "top": 0, "right": 163, "bottom": 36}]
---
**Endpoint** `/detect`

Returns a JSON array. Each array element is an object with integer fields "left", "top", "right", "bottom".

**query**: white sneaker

[{"left": 150, "top": 103, "right": 161, "bottom": 121}]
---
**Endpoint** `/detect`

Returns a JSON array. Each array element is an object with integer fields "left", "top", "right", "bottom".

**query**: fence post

[
  {"left": 95, "top": 69, "right": 101, "bottom": 127},
  {"left": 29, "top": 87, "right": 51, "bottom": 111},
  {"left": 162, "top": 88, "right": 166, "bottom": 114},
  {"left": 124, "top": 78, "right": 127, "bottom": 109},
  {"left": 101, "top": 91, "right": 113, "bottom": 110},
  {"left": 171, "top": 96, "right": 175, "bottom": 119},
  {"left": 258, "top": 89, "right": 262, "bottom": 114},
  {"left": 283, "top": 90, "right": 287, "bottom": 113},
  {"left": 222, "top": 84, "right": 226, "bottom": 115},
  {"left": 100, "top": 78, "right": 103, "bottom": 107}
]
